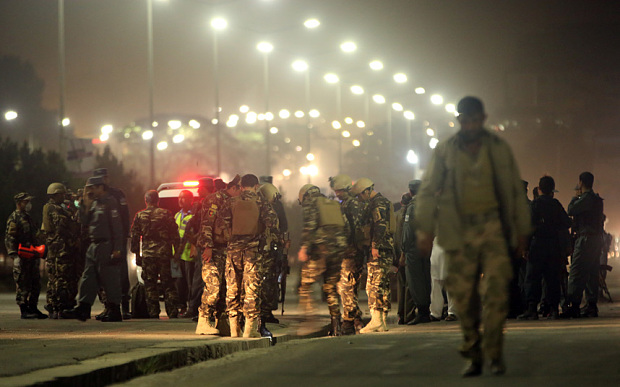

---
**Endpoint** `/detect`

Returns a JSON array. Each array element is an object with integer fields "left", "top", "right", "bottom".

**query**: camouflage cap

[
  {"left": 14, "top": 192, "right": 33, "bottom": 202},
  {"left": 93, "top": 168, "right": 108, "bottom": 177},
  {"left": 227, "top": 174, "right": 241, "bottom": 188},
  {"left": 85, "top": 176, "right": 105, "bottom": 187}
]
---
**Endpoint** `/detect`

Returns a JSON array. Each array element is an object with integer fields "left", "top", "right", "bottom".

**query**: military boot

[
  {"left": 378, "top": 311, "right": 389, "bottom": 332},
  {"left": 29, "top": 305, "right": 49, "bottom": 320},
  {"left": 341, "top": 320, "right": 356, "bottom": 335},
  {"left": 243, "top": 318, "right": 261, "bottom": 338},
  {"left": 262, "top": 311, "right": 279, "bottom": 324},
  {"left": 517, "top": 303, "right": 539, "bottom": 320},
  {"left": 19, "top": 304, "right": 38, "bottom": 319},
  {"left": 62, "top": 302, "right": 92, "bottom": 321},
  {"left": 259, "top": 319, "right": 273, "bottom": 338},
  {"left": 360, "top": 309, "right": 382, "bottom": 334},
  {"left": 581, "top": 303, "right": 598, "bottom": 318},
  {"left": 95, "top": 306, "right": 110, "bottom": 321},
  {"left": 329, "top": 315, "right": 342, "bottom": 336},
  {"left": 121, "top": 298, "right": 132, "bottom": 320},
  {"left": 229, "top": 316, "right": 241, "bottom": 338},
  {"left": 353, "top": 317, "right": 364, "bottom": 333},
  {"left": 196, "top": 315, "right": 220, "bottom": 335},
  {"left": 100, "top": 303, "right": 122, "bottom": 322}
]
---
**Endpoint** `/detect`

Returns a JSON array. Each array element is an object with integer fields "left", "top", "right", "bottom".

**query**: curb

[{"left": 2, "top": 324, "right": 331, "bottom": 387}]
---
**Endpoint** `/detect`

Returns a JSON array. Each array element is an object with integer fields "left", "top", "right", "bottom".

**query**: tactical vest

[
  {"left": 232, "top": 198, "right": 260, "bottom": 236},
  {"left": 388, "top": 203, "right": 396, "bottom": 235},
  {"left": 317, "top": 197, "right": 345, "bottom": 227},
  {"left": 174, "top": 211, "right": 194, "bottom": 261}
]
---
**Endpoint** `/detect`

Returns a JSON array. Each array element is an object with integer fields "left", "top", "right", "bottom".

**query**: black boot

[
  {"left": 581, "top": 303, "right": 598, "bottom": 318},
  {"left": 517, "top": 303, "right": 539, "bottom": 320},
  {"left": 408, "top": 306, "right": 432, "bottom": 325},
  {"left": 101, "top": 303, "right": 122, "bottom": 322},
  {"left": 95, "top": 305, "right": 110, "bottom": 321},
  {"left": 121, "top": 298, "right": 132, "bottom": 320},
  {"left": 341, "top": 320, "right": 356, "bottom": 335},
  {"left": 259, "top": 319, "right": 272, "bottom": 338},
  {"left": 62, "top": 302, "right": 92, "bottom": 321},
  {"left": 262, "top": 311, "right": 279, "bottom": 324},
  {"left": 329, "top": 315, "right": 342, "bottom": 336},
  {"left": 461, "top": 348, "right": 483, "bottom": 377},
  {"left": 29, "top": 305, "right": 49, "bottom": 320},
  {"left": 20, "top": 304, "right": 38, "bottom": 319}
]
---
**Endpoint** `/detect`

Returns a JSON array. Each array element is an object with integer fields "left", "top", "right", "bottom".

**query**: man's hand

[
  {"left": 202, "top": 248, "right": 212, "bottom": 263},
  {"left": 417, "top": 231, "right": 434, "bottom": 256},
  {"left": 298, "top": 246, "right": 308, "bottom": 262},
  {"left": 398, "top": 252, "right": 406, "bottom": 268},
  {"left": 371, "top": 247, "right": 379, "bottom": 259},
  {"left": 112, "top": 250, "right": 122, "bottom": 260}
]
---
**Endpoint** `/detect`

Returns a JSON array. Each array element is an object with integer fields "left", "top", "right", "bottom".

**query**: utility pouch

[
  {"left": 388, "top": 203, "right": 397, "bottom": 235},
  {"left": 317, "top": 197, "right": 345, "bottom": 227},
  {"left": 232, "top": 198, "right": 260, "bottom": 236}
]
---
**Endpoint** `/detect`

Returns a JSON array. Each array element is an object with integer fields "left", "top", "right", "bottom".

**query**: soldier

[
  {"left": 130, "top": 190, "right": 181, "bottom": 319},
  {"left": 195, "top": 175, "right": 241, "bottom": 335},
  {"left": 403, "top": 179, "right": 433, "bottom": 325},
  {"left": 5, "top": 192, "right": 47, "bottom": 319},
  {"left": 415, "top": 96, "right": 531, "bottom": 376},
  {"left": 298, "top": 184, "right": 348, "bottom": 335},
  {"left": 351, "top": 178, "right": 395, "bottom": 334},
  {"left": 92, "top": 168, "right": 132, "bottom": 320},
  {"left": 328, "top": 174, "right": 366, "bottom": 334},
  {"left": 63, "top": 176, "right": 125, "bottom": 322},
  {"left": 564, "top": 172, "right": 604, "bottom": 318},
  {"left": 258, "top": 182, "right": 288, "bottom": 336},
  {"left": 42, "top": 183, "right": 80, "bottom": 318},
  {"left": 225, "top": 174, "right": 277, "bottom": 338}
]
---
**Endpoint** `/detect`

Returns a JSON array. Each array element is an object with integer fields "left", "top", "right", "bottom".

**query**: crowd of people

[{"left": 4, "top": 96, "right": 611, "bottom": 377}]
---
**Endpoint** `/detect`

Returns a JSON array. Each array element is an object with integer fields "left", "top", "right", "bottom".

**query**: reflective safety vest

[{"left": 174, "top": 210, "right": 194, "bottom": 261}]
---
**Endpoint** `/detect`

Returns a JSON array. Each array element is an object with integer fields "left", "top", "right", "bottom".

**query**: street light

[
  {"left": 172, "top": 134, "right": 184, "bottom": 143},
  {"left": 142, "top": 130, "right": 154, "bottom": 140},
  {"left": 157, "top": 141, "right": 168, "bottom": 150},
  {"left": 240, "top": 105, "right": 250, "bottom": 113},
  {"left": 445, "top": 103, "right": 456, "bottom": 113},
  {"left": 393, "top": 73, "right": 407, "bottom": 83},
  {"left": 372, "top": 94, "right": 386, "bottom": 104},
  {"left": 291, "top": 59, "right": 308, "bottom": 72},
  {"left": 369, "top": 60, "right": 383, "bottom": 71},
  {"left": 392, "top": 102, "right": 403, "bottom": 111},
  {"left": 101, "top": 124, "right": 114, "bottom": 134},
  {"left": 4, "top": 111, "right": 18, "bottom": 121},
  {"left": 279, "top": 109, "right": 290, "bottom": 119},
  {"left": 324, "top": 73, "right": 339, "bottom": 84},
  {"left": 340, "top": 41, "right": 357, "bottom": 53},
  {"left": 415, "top": 87, "right": 426, "bottom": 95},
  {"left": 429, "top": 138, "right": 439, "bottom": 149},
  {"left": 309, "top": 109, "right": 320, "bottom": 118},
  {"left": 62, "top": 118, "right": 70, "bottom": 127},
  {"left": 431, "top": 94, "right": 444, "bottom": 105},
  {"left": 350, "top": 85, "right": 364, "bottom": 95},
  {"left": 407, "top": 149, "right": 419, "bottom": 179},
  {"left": 304, "top": 18, "right": 320, "bottom": 29}
]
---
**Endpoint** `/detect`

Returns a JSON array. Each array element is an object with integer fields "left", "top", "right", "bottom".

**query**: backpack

[
  {"left": 130, "top": 283, "right": 149, "bottom": 319},
  {"left": 232, "top": 198, "right": 260, "bottom": 236}
]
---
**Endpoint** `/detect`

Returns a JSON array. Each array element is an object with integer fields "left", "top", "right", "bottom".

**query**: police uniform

[{"left": 5, "top": 192, "right": 46, "bottom": 319}]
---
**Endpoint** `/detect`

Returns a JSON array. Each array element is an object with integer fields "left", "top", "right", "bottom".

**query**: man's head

[
  {"left": 401, "top": 192, "right": 413, "bottom": 206},
  {"left": 579, "top": 172, "right": 594, "bottom": 190},
  {"left": 213, "top": 178, "right": 226, "bottom": 191},
  {"left": 408, "top": 180, "right": 421, "bottom": 196},
  {"left": 456, "top": 96, "right": 487, "bottom": 143},
  {"left": 226, "top": 174, "right": 242, "bottom": 197},
  {"left": 351, "top": 177, "right": 374, "bottom": 202},
  {"left": 298, "top": 184, "right": 320, "bottom": 205},
  {"left": 178, "top": 190, "right": 193, "bottom": 211},
  {"left": 145, "top": 190, "right": 159, "bottom": 206},
  {"left": 47, "top": 182, "right": 67, "bottom": 204},
  {"left": 538, "top": 176, "right": 556, "bottom": 196},
  {"left": 14, "top": 192, "right": 32, "bottom": 212},
  {"left": 329, "top": 174, "right": 353, "bottom": 201},
  {"left": 85, "top": 176, "right": 106, "bottom": 198},
  {"left": 93, "top": 168, "right": 110, "bottom": 185},
  {"left": 240, "top": 174, "right": 259, "bottom": 192}
]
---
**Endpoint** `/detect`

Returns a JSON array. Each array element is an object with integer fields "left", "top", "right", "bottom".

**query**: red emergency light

[{"left": 183, "top": 181, "right": 200, "bottom": 187}]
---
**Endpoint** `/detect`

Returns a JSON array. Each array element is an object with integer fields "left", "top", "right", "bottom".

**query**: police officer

[
  {"left": 93, "top": 168, "right": 132, "bottom": 319},
  {"left": 351, "top": 178, "right": 395, "bottom": 334},
  {"left": 564, "top": 172, "right": 604, "bottom": 318},
  {"left": 130, "top": 190, "right": 181, "bottom": 319},
  {"left": 5, "top": 192, "right": 47, "bottom": 319},
  {"left": 42, "top": 183, "right": 80, "bottom": 318},
  {"left": 395, "top": 191, "right": 415, "bottom": 325},
  {"left": 63, "top": 176, "right": 124, "bottom": 322},
  {"left": 329, "top": 174, "right": 366, "bottom": 334}
]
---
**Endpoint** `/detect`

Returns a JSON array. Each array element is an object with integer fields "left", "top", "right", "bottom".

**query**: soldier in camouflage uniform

[
  {"left": 298, "top": 184, "right": 348, "bottom": 336},
  {"left": 329, "top": 174, "right": 366, "bottom": 334},
  {"left": 195, "top": 175, "right": 241, "bottom": 335},
  {"left": 351, "top": 178, "right": 395, "bottom": 334},
  {"left": 130, "top": 190, "right": 181, "bottom": 319},
  {"left": 5, "top": 192, "right": 47, "bottom": 319},
  {"left": 225, "top": 174, "right": 278, "bottom": 338},
  {"left": 415, "top": 97, "right": 531, "bottom": 376},
  {"left": 42, "top": 183, "right": 80, "bottom": 318}
]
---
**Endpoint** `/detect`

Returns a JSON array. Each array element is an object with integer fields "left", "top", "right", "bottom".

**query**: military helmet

[
  {"left": 329, "top": 174, "right": 352, "bottom": 191},
  {"left": 259, "top": 183, "right": 280, "bottom": 203},
  {"left": 298, "top": 184, "right": 319, "bottom": 204},
  {"left": 47, "top": 182, "right": 67, "bottom": 195},
  {"left": 351, "top": 177, "right": 374, "bottom": 196}
]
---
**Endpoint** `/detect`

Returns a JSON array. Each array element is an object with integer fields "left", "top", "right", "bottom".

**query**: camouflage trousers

[
  {"left": 299, "top": 244, "right": 343, "bottom": 317},
  {"left": 226, "top": 247, "right": 261, "bottom": 320},
  {"left": 13, "top": 257, "right": 41, "bottom": 307},
  {"left": 199, "top": 247, "right": 227, "bottom": 319},
  {"left": 338, "top": 246, "right": 364, "bottom": 320},
  {"left": 45, "top": 251, "right": 78, "bottom": 311},
  {"left": 142, "top": 256, "right": 180, "bottom": 318},
  {"left": 445, "top": 218, "right": 512, "bottom": 362},
  {"left": 366, "top": 249, "right": 393, "bottom": 312},
  {"left": 260, "top": 251, "right": 280, "bottom": 315}
]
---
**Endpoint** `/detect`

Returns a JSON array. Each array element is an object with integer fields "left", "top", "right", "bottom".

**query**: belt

[
  {"left": 91, "top": 238, "right": 110, "bottom": 244},
  {"left": 462, "top": 210, "right": 500, "bottom": 225}
]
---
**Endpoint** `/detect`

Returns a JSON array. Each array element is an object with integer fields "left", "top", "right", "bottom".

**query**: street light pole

[
  {"left": 57, "top": 0, "right": 66, "bottom": 155},
  {"left": 213, "top": 31, "right": 221, "bottom": 176},
  {"left": 147, "top": 0, "right": 155, "bottom": 188},
  {"left": 305, "top": 70, "right": 311, "bottom": 183},
  {"left": 263, "top": 52, "right": 270, "bottom": 176}
]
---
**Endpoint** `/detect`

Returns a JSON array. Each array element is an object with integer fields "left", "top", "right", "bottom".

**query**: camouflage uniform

[
  {"left": 130, "top": 205, "right": 181, "bottom": 318},
  {"left": 365, "top": 193, "right": 395, "bottom": 313},
  {"left": 299, "top": 193, "right": 348, "bottom": 317},
  {"left": 225, "top": 190, "right": 277, "bottom": 320},
  {"left": 5, "top": 209, "right": 41, "bottom": 308},
  {"left": 42, "top": 199, "right": 80, "bottom": 312},
  {"left": 337, "top": 192, "right": 367, "bottom": 321},
  {"left": 197, "top": 190, "right": 233, "bottom": 320}
]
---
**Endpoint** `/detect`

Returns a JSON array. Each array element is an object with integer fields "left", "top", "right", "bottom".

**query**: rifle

[{"left": 277, "top": 232, "right": 291, "bottom": 315}]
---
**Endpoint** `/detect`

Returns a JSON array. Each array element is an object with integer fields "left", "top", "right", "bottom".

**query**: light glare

[
  {"left": 142, "top": 130, "right": 153, "bottom": 140},
  {"left": 279, "top": 109, "right": 290, "bottom": 119},
  {"left": 350, "top": 85, "right": 364, "bottom": 95},
  {"left": 324, "top": 73, "right": 339, "bottom": 84},
  {"left": 404, "top": 111, "right": 415, "bottom": 120},
  {"left": 372, "top": 94, "right": 386, "bottom": 104},
  {"left": 292, "top": 60, "right": 308, "bottom": 72},
  {"left": 393, "top": 73, "right": 407, "bottom": 83},
  {"left": 431, "top": 94, "right": 444, "bottom": 105},
  {"left": 304, "top": 18, "right": 320, "bottom": 29},
  {"left": 211, "top": 18, "right": 227, "bottom": 30},
  {"left": 340, "top": 41, "right": 357, "bottom": 53},
  {"left": 369, "top": 60, "right": 383, "bottom": 71},
  {"left": 157, "top": 141, "right": 168, "bottom": 150},
  {"left": 257, "top": 41, "right": 274, "bottom": 53}
]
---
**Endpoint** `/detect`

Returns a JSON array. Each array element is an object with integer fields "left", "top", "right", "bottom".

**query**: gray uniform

[{"left": 77, "top": 193, "right": 124, "bottom": 306}]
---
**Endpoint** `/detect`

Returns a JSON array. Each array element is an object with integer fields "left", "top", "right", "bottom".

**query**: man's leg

[
  {"left": 142, "top": 258, "right": 161, "bottom": 318},
  {"left": 567, "top": 236, "right": 590, "bottom": 312},
  {"left": 159, "top": 256, "right": 181, "bottom": 318}
]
